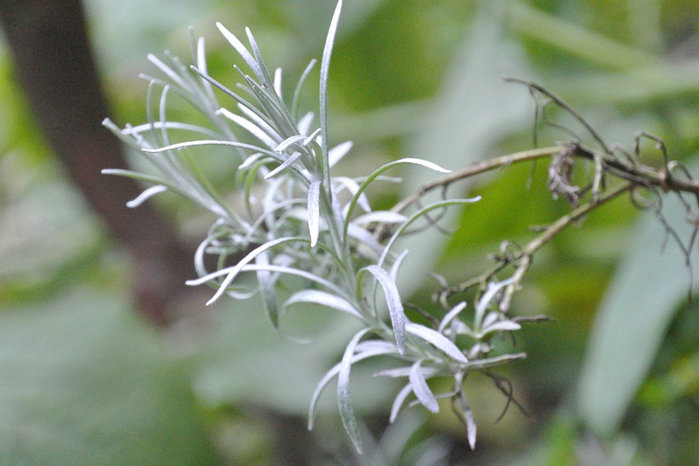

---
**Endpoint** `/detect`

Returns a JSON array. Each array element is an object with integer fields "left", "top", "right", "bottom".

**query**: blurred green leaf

[
  {"left": 510, "top": 413, "right": 577, "bottom": 466},
  {"left": 86, "top": 0, "right": 210, "bottom": 67},
  {"left": 0, "top": 289, "right": 216, "bottom": 465},
  {"left": 577, "top": 161, "right": 699, "bottom": 435},
  {"left": 506, "top": 1, "right": 656, "bottom": 71},
  {"left": 282, "top": 0, "right": 387, "bottom": 47},
  {"left": 397, "top": 2, "right": 532, "bottom": 296},
  {"left": 637, "top": 351, "right": 699, "bottom": 406},
  {"left": 548, "top": 62, "right": 699, "bottom": 105}
]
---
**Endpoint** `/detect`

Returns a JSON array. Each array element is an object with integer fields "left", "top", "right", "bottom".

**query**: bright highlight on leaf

[
  {"left": 125, "top": 185, "right": 168, "bottom": 208},
  {"left": 406, "top": 323, "right": 468, "bottom": 363},
  {"left": 409, "top": 360, "right": 439, "bottom": 413},
  {"left": 307, "top": 181, "right": 321, "bottom": 247},
  {"left": 283, "top": 290, "right": 362, "bottom": 320},
  {"left": 363, "top": 265, "right": 407, "bottom": 354}
]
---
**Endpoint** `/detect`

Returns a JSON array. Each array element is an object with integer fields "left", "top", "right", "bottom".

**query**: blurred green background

[{"left": 1, "top": 0, "right": 697, "bottom": 464}]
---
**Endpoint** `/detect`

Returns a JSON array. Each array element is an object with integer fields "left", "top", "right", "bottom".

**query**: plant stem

[
  {"left": 573, "top": 145, "right": 699, "bottom": 196},
  {"left": 393, "top": 146, "right": 567, "bottom": 215},
  {"left": 396, "top": 143, "right": 699, "bottom": 219}
]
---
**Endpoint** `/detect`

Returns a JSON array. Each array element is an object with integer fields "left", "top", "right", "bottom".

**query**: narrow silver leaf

[
  {"left": 334, "top": 176, "right": 370, "bottom": 213},
  {"left": 465, "top": 401, "right": 477, "bottom": 449},
  {"left": 122, "top": 121, "right": 219, "bottom": 138},
  {"left": 319, "top": 0, "right": 343, "bottom": 163},
  {"left": 308, "top": 338, "right": 396, "bottom": 431},
  {"left": 273, "top": 67, "right": 283, "bottom": 98},
  {"left": 354, "top": 340, "right": 396, "bottom": 354},
  {"left": 352, "top": 211, "right": 407, "bottom": 226},
  {"left": 239, "top": 152, "right": 267, "bottom": 170},
  {"left": 146, "top": 53, "right": 186, "bottom": 89},
  {"left": 385, "top": 157, "right": 451, "bottom": 174},
  {"left": 338, "top": 327, "right": 372, "bottom": 453},
  {"left": 375, "top": 366, "right": 439, "bottom": 378},
  {"left": 481, "top": 311, "right": 499, "bottom": 329},
  {"left": 218, "top": 107, "right": 278, "bottom": 149},
  {"left": 297, "top": 111, "right": 314, "bottom": 136},
  {"left": 389, "top": 250, "right": 410, "bottom": 283},
  {"left": 328, "top": 140, "right": 353, "bottom": 167},
  {"left": 216, "top": 22, "right": 264, "bottom": 81},
  {"left": 308, "top": 180, "right": 321, "bottom": 247},
  {"left": 196, "top": 36, "right": 208, "bottom": 74},
  {"left": 364, "top": 265, "right": 406, "bottom": 354},
  {"left": 474, "top": 278, "right": 515, "bottom": 331},
  {"left": 142, "top": 139, "right": 276, "bottom": 156},
  {"left": 482, "top": 320, "right": 522, "bottom": 334},
  {"left": 303, "top": 128, "right": 321, "bottom": 146},
  {"left": 275, "top": 135, "right": 306, "bottom": 152},
  {"left": 343, "top": 158, "right": 460, "bottom": 238},
  {"left": 186, "top": 237, "right": 302, "bottom": 305},
  {"left": 283, "top": 290, "right": 362, "bottom": 319},
  {"left": 264, "top": 152, "right": 302, "bottom": 179},
  {"left": 292, "top": 60, "right": 316, "bottom": 119},
  {"left": 405, "top": 322, "right": 468, "bottom": 363},
  {"left": 409, "top": 360, "right": 439, "bottom": 413},
  {"left": 255, "top": 253, "right": 279, "bottom": 327},
  {"left": 126, "top": 185, "right": 167, "bottom": 208},
  {"left": 238, "top": 264, "right": 344, "bottom": 296},
  {"left": 244, "top": 27, "right": 274, "bottom": 87},
  {"left": 237, "top": 103, "right": 282, "bottom": 141},
  {"left": 389, "top": 383, "right": 413, "bottom": 423},
  {"left": 438, "top": 301, "right": 467, "bottom": 333},
  {"left": 346, "top": 224, "right": 384, "bottom": 256}
]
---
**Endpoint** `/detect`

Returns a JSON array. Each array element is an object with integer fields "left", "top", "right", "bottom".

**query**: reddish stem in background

[{"left": 0, "top": 0, "right": 194, "bottom": 325}]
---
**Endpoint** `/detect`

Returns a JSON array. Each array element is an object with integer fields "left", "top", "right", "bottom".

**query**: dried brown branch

[{"left": 504, "top": 77, "right": 613, "bottom": 154}]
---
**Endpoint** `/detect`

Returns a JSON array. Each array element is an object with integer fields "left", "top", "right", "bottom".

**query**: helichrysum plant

[{"left": 104, "top": 0, "right": 699, "bottom": 453}]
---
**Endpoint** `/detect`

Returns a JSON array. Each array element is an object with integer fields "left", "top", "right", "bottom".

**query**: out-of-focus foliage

[
  {"left": 0, "top": 289, "right": 217, "bottom": 465},
  {"left": 577, "top": 164, "right": 699, "bottom": 436},
  {"left": 0, "top": 0, "right": 697, "bottom": 463}
]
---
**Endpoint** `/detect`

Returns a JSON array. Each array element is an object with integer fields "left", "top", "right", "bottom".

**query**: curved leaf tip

[{"left": 363, "top": 265, "right": 406, "bottom": 354}]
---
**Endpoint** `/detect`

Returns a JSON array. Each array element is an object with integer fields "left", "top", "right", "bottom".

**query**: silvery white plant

[{"left": 103, "top": 0, "right": 528, "bottom": 452}]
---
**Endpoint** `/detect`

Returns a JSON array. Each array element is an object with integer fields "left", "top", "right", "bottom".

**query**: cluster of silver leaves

[{"left": 104, "top": 0, "right": 527, "bottom": 452}]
